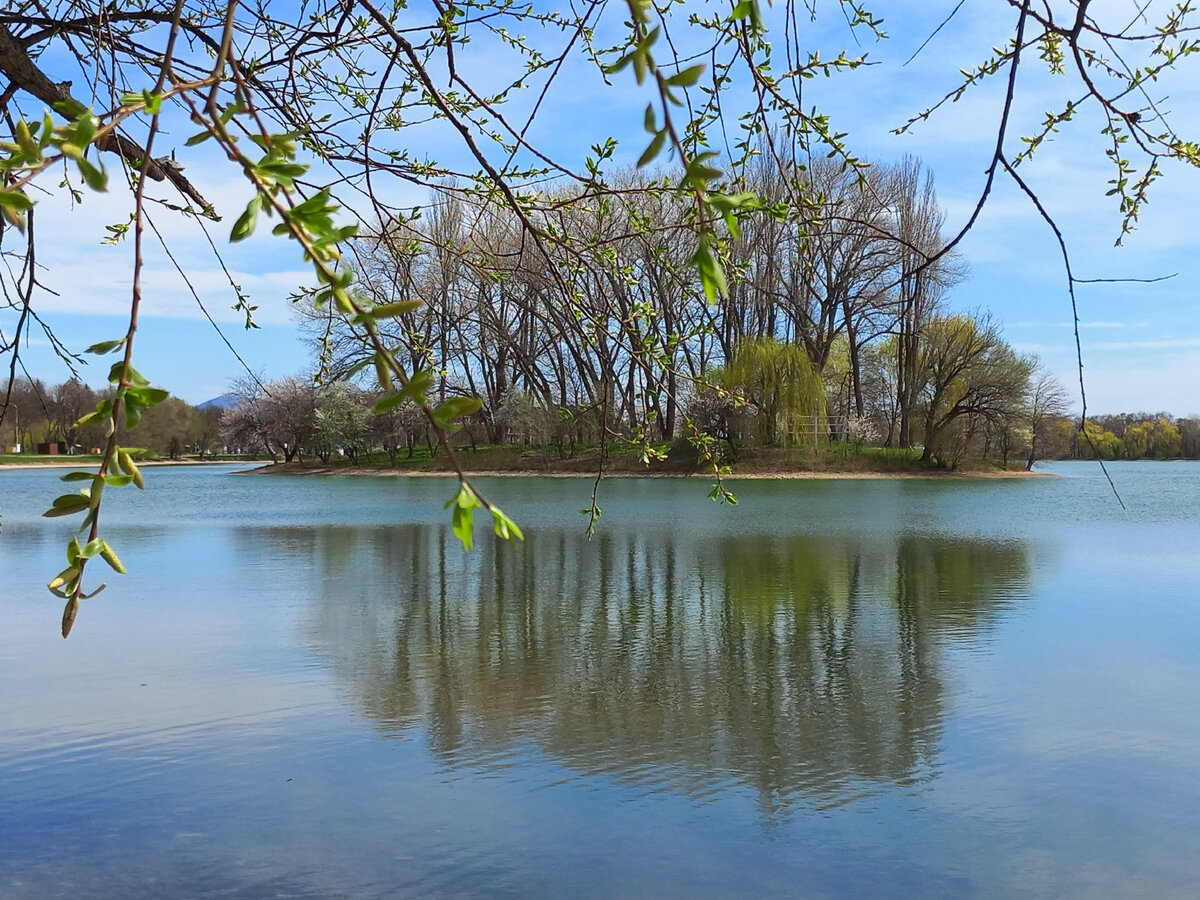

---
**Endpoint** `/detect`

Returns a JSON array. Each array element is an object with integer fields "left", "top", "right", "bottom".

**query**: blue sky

[{"left": 9, "top": 0, "right": 1200, "bottom": 415}]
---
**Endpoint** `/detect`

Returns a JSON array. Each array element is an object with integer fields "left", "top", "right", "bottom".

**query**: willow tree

[
  {"left": 917, "top": 315, "right": 1032, "bottom": 468},
  {"left": 722, "top": 338, "right": 826, "bottom": 448}
]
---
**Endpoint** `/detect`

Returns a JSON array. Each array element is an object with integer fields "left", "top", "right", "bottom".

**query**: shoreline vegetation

[
  {"left": 1, "top": 446, "right": 1055, "bottom": 479},
  {"left": 248, "top": 464, "right": 1049, "bottom": 480}
]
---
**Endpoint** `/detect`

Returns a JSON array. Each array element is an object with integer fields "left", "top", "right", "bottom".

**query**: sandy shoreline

[
  {"left": 0, "top": 459, "right": 1052, "bottom": 479},
  {"left": 239, "top": 463, "right": 1052, "bottom": 480}
]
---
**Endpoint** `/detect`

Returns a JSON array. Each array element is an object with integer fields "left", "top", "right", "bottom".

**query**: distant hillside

[{"left": 197, "top": 393, "right": 238, "bottom": 410}]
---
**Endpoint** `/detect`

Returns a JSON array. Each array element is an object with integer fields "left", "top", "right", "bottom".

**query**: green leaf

[
  {"left": 685, "top": 152, "right": 724, "bottom": 184},
  {"left": 15, "top": 118, "right": 39, "bottom": 157},
  {"left": 444, "top": 484, "right": 482, "bottom": 550},
  {"left": 490, "top": 506, "right": 524, "bottom": 542},
  {"left": 60, "top": 471, "right": 96, "bottom": 482},
  {"left": 110, "top": 363, "right": 150, "bottom": 386},
  {"left": 230, "top": 196, "right": 261, "bottom": 242},
  {"left": 637, "top": 131, "right": 667, "bottom": 168},
  {"left": 603, "top": 51, "right": 634, "bottom": 76},
  {"left": 48, "top": 566, "right": 80, "bottom": 592},
  {"left": 79, "top": 539, "right": 106, "bottom": 559},
  {"left": 667, "top": 64, "right": 705, "bottom": 88},
  {"left": 432, "top": 396, "right": 483, "bottom": 428},
  {"left": 75, "top": 399, "right": 113, "bottom": 427},
  {"left": 740, "top": 0, "right": 764, "bottom": 29},
  {"left": 53, "top": 98, "right": 88, "bottom": 120},
  {"left": 408, "top": 371, "right": 435, "bottom": 398},
  {"left": 100, "top": 543, "right": 126, "bottom": 574},
  {"left": 632, "top": 48, "right": 648, "bottom": 84},
  {"left": 371, "top": 353, "right": 393, "bottom": 391},
  {"left": 118, "top": 450, "right": 144, "bottom": 489},
  {"left": 127, "top": 386, "right": 169, "bottom": 406},
  {"left": 76, "top": 157, "right": 107, "bottom": 192},
  {"left": 0, "top": 189, "right": 32, "bottom": 211},
  {"left": 84, "top": 338, "right": 126, "bottom": 355},
  {"left": 89, "top": 475, "right": 104, "bottom": 511},
  {"left": 43, "top": 494, "right": 90, "bottom": 518},
  {"left": 372, "top": 391, "right": 410, "bottom": 414},
  {"left": 691, "top": 241, "right": 728, "bottom": 302},
  {"left": 1, "top": 204, "right": 26, "bottom": 233},
  {"left": 369, "top": 299, "right": 424, "bottom": 318},
  {"left": 291, "top": 187, "right": 333, "bottom": 217},
  {"left": 125, "top": 397, "right": 144, "bottom": 429},
  {"left": 708, "top": 483, "right": 739, "bottom": 504},
  {"left": 71, "top": 113, "right": 97, "bottom": 148}
]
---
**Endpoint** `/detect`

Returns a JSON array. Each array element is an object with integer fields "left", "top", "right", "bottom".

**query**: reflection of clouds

[
  {"left": 1012, "top": 660, "right": 1200, "bottom": 766},
  {"left": 0, "top": 513, "right": 340, "bottom": 767},
  {"left": 288, "top": 523, "right": 1031, "bottom": 816},
  {"left": 0, "top": 568, "right": 340, "bottom": 767},
  {"left": 927, "top": 783, "right": 1200, "bottom": 900},
  {"left": 999, "top": 849, "right": 1188, "bottom": 900},
  {"left": 2, "top": 672, "right": 332, "bottom": 766}
]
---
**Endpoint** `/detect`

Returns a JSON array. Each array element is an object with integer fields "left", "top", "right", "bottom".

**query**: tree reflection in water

[{"left": 255, "top": 523, "right": 1029, "bottom": 817}]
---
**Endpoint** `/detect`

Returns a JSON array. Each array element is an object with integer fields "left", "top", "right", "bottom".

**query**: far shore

[
  {"left": 0, "top": 459, "right": 242, "bottom": 471},
  {"left": 240, "top": 461, "right": 1053, "bottom": 480},
  {"left": 0, "top": 457, "right": 1057, "bottom": 479}
]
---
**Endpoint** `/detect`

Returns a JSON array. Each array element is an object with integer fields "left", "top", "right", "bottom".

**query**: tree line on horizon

[
  {"left": 5, "top": 372, "right": 1199, "bottom": 467},
  {"left": 214, "top": 371, "right": 1200, "bottom": 468},
  {"left": 8, "top": 155, "right": 1200, "bottom": 470},
  {"left": 281, "top": 157, "right": 1061, "bottom": 469},
  {"left": 2, "top": 377, "right": 221, "bottom": 459}
]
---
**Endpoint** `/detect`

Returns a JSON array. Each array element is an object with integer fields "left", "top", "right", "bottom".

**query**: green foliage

[
  {"left": 446, "top": 483, "right": 483, "bottom": 550},
  {"left": 720, "top": 338, "right": 827, "bottom": 447},
  {"left": 0, "top": 104, "right": 109, "bottom": 229},
  {"left": 916, "top": 315, "right": 1032, "bottom": 468},
  {"left": 1078, "top": 416, "right": 1184, "bottom": 460},
  {"left": 40, "top": 353, "right": 165, "bottom": 636},
  {"left": 1077, "top": 421, "right": 1123, "bottom": 460}
]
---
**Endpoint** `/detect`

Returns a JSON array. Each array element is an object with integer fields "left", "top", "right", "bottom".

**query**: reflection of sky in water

[{"left": 1, "top": 462, "right": 1199, "bottom": 898}]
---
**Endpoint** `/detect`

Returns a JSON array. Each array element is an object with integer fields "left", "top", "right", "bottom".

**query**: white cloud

[
  {"left": 1092, "top": 338, "right": 1200, "bottom": 351},
  {"left": 1006, "top": 321, "right": 1147, "bottom": 329},
  {"left": 1065, "top": 349, "right": 1200, "bottom": 415}
]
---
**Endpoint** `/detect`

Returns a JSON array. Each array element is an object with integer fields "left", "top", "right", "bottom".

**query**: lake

[{"left": 2, "top": 462, "right": 1199, "bottom": 898}]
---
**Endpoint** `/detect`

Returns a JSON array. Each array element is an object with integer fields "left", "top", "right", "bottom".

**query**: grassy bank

[
  {"left": 0, "top": 453, "right": 263, "bottom": 468},
  {"left": 245, "top": 441, "right": 1040, "bottom": 479},
  {"left": 0, "top": 453, "right": 103, "bottom": 466}
]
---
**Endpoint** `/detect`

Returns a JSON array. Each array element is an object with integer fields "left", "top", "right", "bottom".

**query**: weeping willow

[{"left": 721, "top": 338, "right": 827, "bottom": 447}]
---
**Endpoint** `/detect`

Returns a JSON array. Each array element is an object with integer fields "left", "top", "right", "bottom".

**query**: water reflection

[{"left": 252, "top": 524, "right": 1030, "bottom": 815}]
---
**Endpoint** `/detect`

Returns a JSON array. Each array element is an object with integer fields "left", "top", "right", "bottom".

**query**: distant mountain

[{"left": 197, "top": 393, "right": 238, "bottom": 410}]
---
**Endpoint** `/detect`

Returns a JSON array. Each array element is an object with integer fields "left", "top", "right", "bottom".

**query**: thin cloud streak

[
  {"left": 1091, "top": 338, "right": 1200, "bottom": 350},
  {"left": 1006, "top": 321, "right": 1147, "bottom": 329}
]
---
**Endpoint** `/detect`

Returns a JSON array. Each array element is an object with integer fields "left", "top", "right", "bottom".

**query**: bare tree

[{"left": 1025, "top": 363, "right": 1071, "bottom": 470}]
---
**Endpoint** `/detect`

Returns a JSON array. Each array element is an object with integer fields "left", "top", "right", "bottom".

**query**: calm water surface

[{"left": 1, "top": 461, "right": 1198, "bottom": 898}]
